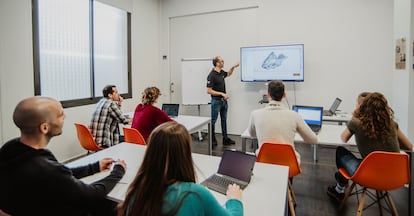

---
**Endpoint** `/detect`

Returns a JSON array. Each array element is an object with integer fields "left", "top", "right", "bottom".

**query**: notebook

[
  {"left": 161, "top": 103, "right": 180, "bottom": 118},
  {"left": 323, "top": 98, "right": 342, "bottom": 116},
  {"left": 292, "top": 105, "right": 323, "bottom": 134},
  {"left": 201, "top": 150, "right": 257, "bottom": 195}
]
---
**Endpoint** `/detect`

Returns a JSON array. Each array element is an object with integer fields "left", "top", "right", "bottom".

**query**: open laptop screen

[
  {"left": 292, "top": 105, "right": 323, "bottom": 126},
  {"left": 329, "top": 98, "right": 342, "bottom": 113},
  {"left": 162, "top": 103, "right": 179, "bottom": 117},
  {"left": 217, "top": 150, "right": 256, "bottom": 182}
]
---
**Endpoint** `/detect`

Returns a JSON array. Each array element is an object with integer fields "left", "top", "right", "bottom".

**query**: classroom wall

[
  {"left": 0, "top": 0, "right": 162, "bottom": 161},
  {"left": 393, "top": 0, "right": 414, "bottom": 144},
  {"left": 160, "top": 0, "right": 396, "bottom": 135}
]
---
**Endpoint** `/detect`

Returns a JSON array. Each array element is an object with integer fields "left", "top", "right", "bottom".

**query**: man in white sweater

[{"left": 247, "top": 80, "right": 318, "bottom": 164}]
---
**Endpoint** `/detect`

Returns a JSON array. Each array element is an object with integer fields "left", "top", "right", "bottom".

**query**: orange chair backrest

[
  {"left": 256, "top": 143, "right": 302, "bottom": 178},
  {"left": 74, "top": 123, "right": 103, "bottom": 152},
  {"left": 351, "top": 151, "right": 410, "bottom": 191},
  {"left": 123, "top": 127, "right": 146, "bottom": 145}
]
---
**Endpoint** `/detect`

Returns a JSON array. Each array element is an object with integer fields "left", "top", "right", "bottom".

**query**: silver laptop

[
  {"left": 162, "top": 103, "right": 180, "bottom": 118},
  {"left": 323, "top": 98, "right": 342, "bottom": 116},
  {"left": 293, "top": 105, "right": 323, "bottom": 134},
  {"left": 201, "top": 150, "right": 256, "bottom": 195}
]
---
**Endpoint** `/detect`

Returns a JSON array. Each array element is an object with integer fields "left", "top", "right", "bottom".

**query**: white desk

[
  {"left": 241, "top": 124, "right": 356, "bottom": 162},
  {"left": 174, "top": 115, "right": 212, "bottom": 155},
  {"left": 322, "top": 113, "right": 352, "bottom": 125},
  {"left": 124, "top": 114, "right": 212, "bottom": 155},
  {"left": 66, "top": 143, "right": 289, "bottom": 216}
]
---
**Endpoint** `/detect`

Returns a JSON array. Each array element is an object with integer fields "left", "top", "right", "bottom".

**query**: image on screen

[
  {"left": 240, "top": 44, "right": 304, "bottom": 82},
  {"left": 293, "top": 106, "right": 322, "bottom": 125}
]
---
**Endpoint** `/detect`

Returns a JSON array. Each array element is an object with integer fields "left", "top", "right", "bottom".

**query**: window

[{"left": 32, "top": 0, "right": 131, "bottom": 108}]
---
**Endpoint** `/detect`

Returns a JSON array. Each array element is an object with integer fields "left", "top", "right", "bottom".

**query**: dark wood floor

[{"left": 190, "top": 133, "right": 410, "bottom": 216}]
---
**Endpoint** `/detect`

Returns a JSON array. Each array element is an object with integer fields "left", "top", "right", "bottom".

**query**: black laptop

[
  {"left": 201, "top": 150, "right": 256, "bottom": 195},
  {"left": 161, "top": 103, "right": 180, "bottom": 118},
  {"left": 323, "top": 98, "right": 342, "bottom": 116},
  {"left": 292, "top": 105, "right": 323, "bottom": 134}
]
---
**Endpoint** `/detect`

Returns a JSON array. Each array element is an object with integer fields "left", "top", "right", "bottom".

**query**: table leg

[
  {"left": 242, "top": 137, "right": 247, "bottom": 152},
  {"left": 312, "top": 144, "right": 318, "bottom": 162},
  {"left": 208, "top": 122, "right": 212, "bottom": 155}
]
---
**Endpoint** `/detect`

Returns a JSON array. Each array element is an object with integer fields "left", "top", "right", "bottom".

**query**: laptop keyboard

[
  {"left": 210, "top": 175, "right": 235, "bottom": 187},
  {"left": 323, "top": 110, "right": 333, "bottom": 116},
  {"left": 203, "top": 175, "right": 248, "bottom": 195},
  {"left": 310, "top": 125, "right": 321, "bottom": 133}
]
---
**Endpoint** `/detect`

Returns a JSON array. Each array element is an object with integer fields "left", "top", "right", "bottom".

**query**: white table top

[
  {"left": 295, "top": 124, "right": 356, "bottom": 146},
  {"left": 172, "top": 115, "right": 210, "bottom": 134},
  {"left": 322, "top": 113, "right": 352, "bottom": 122},
  {"left": 66, "top": 143, "right": 288, "bottom": 215},
  {"left": 242, "top": 124, "right": 356, "bottom": 146}
]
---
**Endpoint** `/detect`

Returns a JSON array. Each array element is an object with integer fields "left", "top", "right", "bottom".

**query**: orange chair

[
  {"left": 74, "top": 123, "right": 103, "bottom": 154},
  {"left": 256, "top": 143, "right": 301, "bottom": 216},
  {"left": 338, "top": 151, "right": 410, "bottom": 216},
  {"left": 123, "top": 127, "right": 146, "bottom": 145}
]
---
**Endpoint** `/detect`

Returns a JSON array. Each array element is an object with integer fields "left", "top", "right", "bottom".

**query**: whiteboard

[{"left": 181, "top": 58, "right": 212, "bottom": 105}]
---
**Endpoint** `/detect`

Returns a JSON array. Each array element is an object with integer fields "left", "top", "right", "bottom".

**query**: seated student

[
  {"left": 352, "top": 92, "right": 370, "bottom": 116},
  {"left": 90, "top": 85, "right": 130, "bottom": 148},
  {"left": 118, "top": 121, "right": 243, "bottom": 216},
  {"left": 0, "top": 96, "right": 127, "bottom": 216},
  {"left": 247, "top": 80, "right": 318, "bottom": 164},
  {"left": 327, "top": 92, "right": 413, "bottom": 202},
  {"left": 131, "top": 86, "right": 173, "bottom": 141}
]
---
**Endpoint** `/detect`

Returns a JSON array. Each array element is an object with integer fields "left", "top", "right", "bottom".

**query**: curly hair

[
  {"left": 141, "top": 87, "right": 161, "bottom": 105},
  {"left": 354, "top": 92, "right": 395, "bottom": 141}
]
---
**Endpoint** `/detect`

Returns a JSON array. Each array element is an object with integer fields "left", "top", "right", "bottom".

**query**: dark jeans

[
  {"left": 335, "top": 146, "right": 362, "bottom": 186},
  {"left": 211, "top": 98, "right": 228, "bottom": 139}
]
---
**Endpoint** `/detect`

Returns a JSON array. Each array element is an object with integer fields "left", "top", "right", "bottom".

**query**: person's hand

[
  {"left": 99, "top": 158, "right": 115, "bottom": 171},
  {"left": 226, "top": 183, "right": 242, "bottom": 200},
  {"left": 233, "top": 63, "right": 240, "bottom": 68},
  {"left": 118, "top": 95, "right": 124, "bottom": 106},
  {"left": 114, "top": 159, "right": 127, "bottom": 170},
  {"left": 222, "top": 93, "right": 229, "bottom": 100}
]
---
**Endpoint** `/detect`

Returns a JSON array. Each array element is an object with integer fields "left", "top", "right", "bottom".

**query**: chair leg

[
  {"left": 287, "top": 187, "right": 296, "bottom": 216},
  {"left": 384, "top": 191, "right": 399, "bottom": 216},
  {"left": 288, "top": 181, "right": 297, "bottom": 206},
  {"left": 356, "top": 189, "right": 367, "bottom": 216},
  {"left": 339, "top": 182, "right": 356, "bottom": 210},
  {"left": 376, "top": 190, "right": 384, "bottom": 216}
]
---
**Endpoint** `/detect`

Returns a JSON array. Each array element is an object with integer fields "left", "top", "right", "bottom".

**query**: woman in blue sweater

[{"left": 118, "top": 121, "right": 243, "bottom": 216}]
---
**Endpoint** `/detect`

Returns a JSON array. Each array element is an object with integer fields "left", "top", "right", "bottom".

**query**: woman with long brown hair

[
  {"left": 327, "top": 92, "right": 413, "bottom": 202},
  {"left": 118, "top": 121, "right": 243, "bottom": 216}
]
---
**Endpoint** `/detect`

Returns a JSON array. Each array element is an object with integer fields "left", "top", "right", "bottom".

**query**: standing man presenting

[{"left": 207, "top": 56, "right": 239, "bottom": 146}]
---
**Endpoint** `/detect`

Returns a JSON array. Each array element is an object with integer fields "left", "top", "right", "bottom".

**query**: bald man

[{"left": 0, "top": 96, "right": 126, "bottom": 216}]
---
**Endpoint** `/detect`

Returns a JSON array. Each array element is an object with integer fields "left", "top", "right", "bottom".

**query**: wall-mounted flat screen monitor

[{"left": 240, "top": 44, "right": 304, "bottom": 82}]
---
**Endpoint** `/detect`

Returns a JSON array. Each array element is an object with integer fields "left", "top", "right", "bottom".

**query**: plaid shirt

[{"left": 90, "top": 98, "right": 129, "bottom": 148}]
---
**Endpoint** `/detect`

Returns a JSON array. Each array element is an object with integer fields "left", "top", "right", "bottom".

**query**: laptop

[
  {"left": 161, "top": 103, "right": 180, "bottom": 118},
  {"left": 323, "top": 98, "right": 342, "bottom": 116},
  {"left": 292, "top": 105, "right": 323, "bottom": 134},
  {"left": 201, "top": 150, "right": 257, "bottom": 195}
]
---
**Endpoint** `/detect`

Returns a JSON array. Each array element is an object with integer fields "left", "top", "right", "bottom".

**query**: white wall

[
  {"left": 160, "top": 0, "right": 394, "bottom": 135},
  {"left": 393, "top": 0, "right": 414, "bottom": 143},
  {"left": 0, "top": 0, "right": 161, "bottom": 161}
]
